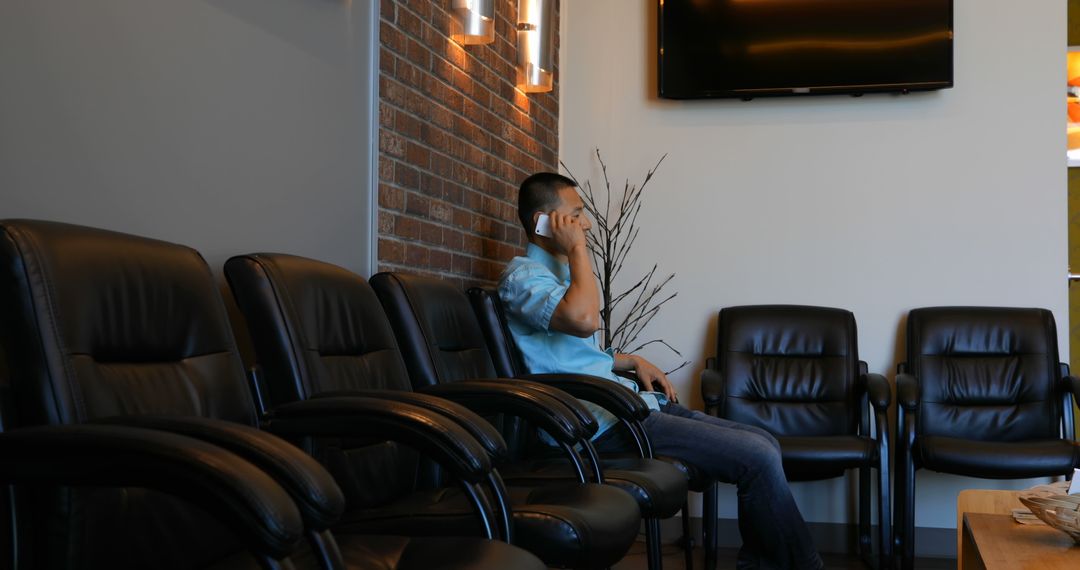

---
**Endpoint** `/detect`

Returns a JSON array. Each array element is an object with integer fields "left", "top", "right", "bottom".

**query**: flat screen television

[{"left": 658, "top": 0, "right": 953, "bottom": 99}]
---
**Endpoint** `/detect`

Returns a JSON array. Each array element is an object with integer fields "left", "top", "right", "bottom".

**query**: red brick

[
  {"left": 394, "top": 215, "right": 421, "bottom": 240},
  {"left": 404, "top": 243, "right": 430, "bottom": 266},
  {"left": 395, "top": 163, "right": 420, "bottom": 188},
  {"left": 406, "top": 192, "right": 430, "bottom": 217},
  {"left": 379, "top": 130, "right": 406, "bottom": 157},
  {"left": 378, "top": 156, "right": 395, "bottom": 182},
  {"left": 405, "top": 142, "right": 431, "bottom": 170},
  {"left": 381, "top": 22, "right": 406, "bottom": 54},
  {"left": 405, "top": 38, "right": 430, "bottom": 69},
  {"left": 430, "top": 200, "right": 453, "bottom": 224},
  {"left": 379, "top": 238, "right": 404, "bottom": 264},
  {"left": 452, "top": 254, "right": 471, "bottom": 274},
  {"left": 443, "top": 228, "right": 464, "bottom": 250},
  {"left": 395, "top": 111, "right": 422, "bottom": 139},
  {"left": 429, "top": 249, "right": 452, "bottom": 271},
  {"left": 379, "top": 184, "right": 405, "bottom": 210},
  {"left": 420, "top": 221, "right": 442, "bottom": 245},
  {"left": 378, "top": 211, "right": 395, "bottom": 234}
]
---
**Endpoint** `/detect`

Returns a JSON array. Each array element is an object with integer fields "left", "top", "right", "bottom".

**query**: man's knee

[
  {"left": 738, "top": 435, "right": 784, "bottom": 481},
  {"left": 753, "top": 428, "right": 782, "bottom": 454}
]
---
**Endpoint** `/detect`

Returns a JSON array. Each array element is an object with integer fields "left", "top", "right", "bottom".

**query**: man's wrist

[{"left": 615, "top": 352, "right": 639, "bottom": 371}]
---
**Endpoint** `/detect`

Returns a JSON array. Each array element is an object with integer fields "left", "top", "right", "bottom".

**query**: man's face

[{"left": 548, "top": 185, "right": 592, "bottom": 231}]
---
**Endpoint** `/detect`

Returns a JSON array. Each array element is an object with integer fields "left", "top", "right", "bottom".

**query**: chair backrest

[
  {"left": 715, "top": 305, "right": 860, "bottom": 437},
  {"left": 467, "top": 287, "right": 526, "bottom": 378},
  {"left": 224, "top": 253, "right": 421, "bottom": 506},
  {"left": 370, "top": 272, "right": 499, "bottom": 387},
  {"left": 0, "top": 219, "right": 259, "bottom": 568},
  {"left": 905, "top": 306, "right": 1064, "bottom": 441}
]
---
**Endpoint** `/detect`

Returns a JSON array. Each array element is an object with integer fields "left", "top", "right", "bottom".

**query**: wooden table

[
  {"left": 956, "top": 489, "right": 1025, "bottom": 568},
  {"left": 961, "top": 512, "right": 1080, "bottom": 570}
]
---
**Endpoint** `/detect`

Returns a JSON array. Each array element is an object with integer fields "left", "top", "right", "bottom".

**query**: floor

[{"left": 610, "top": 538, "right": 955, "bottom": 570}]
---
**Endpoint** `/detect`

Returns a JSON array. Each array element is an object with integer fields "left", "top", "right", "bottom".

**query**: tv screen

[{"left": 658, "top": 0, "right": 953, "bottom": 99}]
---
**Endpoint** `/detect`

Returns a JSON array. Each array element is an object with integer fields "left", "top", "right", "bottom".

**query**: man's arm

[
  {"left": 548, "top": 212, "right": 600, "bottom": 337},
  {"left": 614, "top": 353, "right": 678, "bottom": 402}
]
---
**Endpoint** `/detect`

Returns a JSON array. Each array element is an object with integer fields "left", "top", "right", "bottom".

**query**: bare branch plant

[{"left": 561, "top": 150, "right": 689, "bottom": 375}]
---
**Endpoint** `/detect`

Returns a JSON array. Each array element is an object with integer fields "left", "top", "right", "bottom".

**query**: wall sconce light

[
  {"left": 450, "top": 0, "right": 495, "bottom": 46},
  {"left": 516, "top": 0, "right": 555, "bottom": 93}
]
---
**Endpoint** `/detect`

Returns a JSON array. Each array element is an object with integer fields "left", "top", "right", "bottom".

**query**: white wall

[
  {"left": 560, "top": 0, "right": 1067, "bottom": 531},
  {"left": 0, "top": 0, "right": 377, "bottom": 276}
]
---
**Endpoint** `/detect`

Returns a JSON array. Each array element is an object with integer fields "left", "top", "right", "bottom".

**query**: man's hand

[
  {"left": 616, "top": 353, "right": 678, "bottom": 403},
  {"left": 548, "top": 211, "right": 588, "bottom": 256}
]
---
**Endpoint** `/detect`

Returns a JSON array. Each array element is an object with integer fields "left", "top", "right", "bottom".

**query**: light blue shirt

[{"left": 498, "top": 244, "right": 661, "bottom": 441}]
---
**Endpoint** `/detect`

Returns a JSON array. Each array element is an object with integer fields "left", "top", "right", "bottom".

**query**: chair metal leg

[
  {"left": 859, "top": 466, "right": 871, "bottom": 562},
  {"left": 680, "top": 500, "right": 693, "bottom": 570},
  {"left": 901, "top": 468, "right": 915, "bottom": 570},
  {"left": 258, "top": 556, "right": 296, "bottom": 570},
  {"left": 307, "top": 529, "right": 345, "bottom": 570},
  {"left": 646, "top": 517, "right": 664, "bottom": 570},
  {"left": 703, "top": 482, "right": 718, "bottom": 570},
  {"left": 878, "top": 461, "right": 892, "bottom": 570}
]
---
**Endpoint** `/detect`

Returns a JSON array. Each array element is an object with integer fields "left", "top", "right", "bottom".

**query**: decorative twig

[{"left": 560, "top": 150, "right": 689, "bottom": 376}]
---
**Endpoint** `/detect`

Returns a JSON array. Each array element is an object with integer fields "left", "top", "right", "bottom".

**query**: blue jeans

[{"left": 594, "top": 403, "right": 823, "bottom": 570}]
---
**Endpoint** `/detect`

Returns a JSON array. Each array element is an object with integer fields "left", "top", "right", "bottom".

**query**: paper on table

[{"left": 1069, "top": 469, "right": 1080, "bottom": 495}]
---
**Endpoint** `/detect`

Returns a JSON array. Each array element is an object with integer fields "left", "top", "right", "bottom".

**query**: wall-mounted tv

[{"left": 658, "top": 0, "right": 953, "bottom": 99}]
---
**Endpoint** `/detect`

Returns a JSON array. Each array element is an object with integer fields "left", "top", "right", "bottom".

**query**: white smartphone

[{"left": 535, "top": 213, "right": 553, "bottom": 237}]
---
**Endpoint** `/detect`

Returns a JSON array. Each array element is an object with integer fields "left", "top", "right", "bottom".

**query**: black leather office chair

[
  {"left": 895, "top": 306, "right": 1080, "bottom": 570},
  {"left": 700, "top": 305, "right": 891, "bottom": 569},
  {"left": 224, "top": 253, "right": 641, "bottom": 569},
  {"left": 468, "top": 286, "right": 701, "bottom": 570},
  {"left": 0, "top": 220, "right": 545, "bottom": 570}
]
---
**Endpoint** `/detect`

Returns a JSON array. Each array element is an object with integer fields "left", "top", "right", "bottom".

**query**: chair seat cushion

[
  {"left": 333, "top": 483, "right": 640, "bottom": 569},
  {"left": 338, "top": 536, "right": 547, "bottom": 570},
  {"left": 209, "top": 535, "right": 546, "bottom": 570},
  {"left": 778, "top": 435, "right": 877, "bottom": 481},
  {"left": 509, "top": 483, "right": 641, "bottom": 568},
  {"left": 500, "top": 455, "right": 688, "bottom": 517},
  {"left": 916, "top": 436, "right": 1080, "bottom": 478},
  {"left": 598, "top": 456, "right": 687, "bottom": 517}
]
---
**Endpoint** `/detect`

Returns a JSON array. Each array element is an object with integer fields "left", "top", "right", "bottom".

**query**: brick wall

[{"left": 378, "top": 0, "right": 559, "bottom": 287}]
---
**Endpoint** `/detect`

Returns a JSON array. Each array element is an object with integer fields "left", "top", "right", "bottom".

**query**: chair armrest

[
  {"left": 95, "top": 415, "right": 344, "bottom": 530},
  {"left": 700, "top": 367, "right": 724, "bottom": 408},
  {"left": 896, "top": 373, "right": 919, "bottom": 411},
  {"left": 1061, "top": 375, "right": 1080, "bottom": 401},
  {"left": 863, "top": 373, "right": 891, "bottom": 411},
  {"left": 0, "top": 424, "right": 302, "bottom": 559},
  {"left": 517, "top": 373, "right": 650, "bottom": 421},
  {"left": 265, "top": 397, "right": 492, "bottom": 483},
  {"left": 469, "top": 377, "right": 600, "bottom": 438},
  {"left": 418, "top": 381, "right": 583, "bottom": 445},
  {"left": 312, "top": 389, "right": 508, "bottom": 461}
]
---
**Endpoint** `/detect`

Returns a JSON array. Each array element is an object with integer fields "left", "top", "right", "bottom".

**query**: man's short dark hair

[{"left": 518, "top": 172, "right": 578, "bottom": 236}]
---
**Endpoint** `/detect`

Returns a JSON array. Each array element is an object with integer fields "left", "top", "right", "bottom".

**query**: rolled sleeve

[{"left": 499, "top": 267, "right": 567, "bottom": 332}]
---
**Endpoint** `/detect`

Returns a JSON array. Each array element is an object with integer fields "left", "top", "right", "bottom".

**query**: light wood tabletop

[
  {"left": 956, "top": 489, "right": 1025, "bottom": 568},
  {"left": 961, "top": 512, "right": 1079, "bottom": 570}
]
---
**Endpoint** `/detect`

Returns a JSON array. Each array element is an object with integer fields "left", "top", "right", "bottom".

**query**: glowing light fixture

[
  {"left": 516, "top": 0, "right": 555, "bottom": 93},
  {"left": 450, "top": 0, "right": 495, "bottom": 45}
]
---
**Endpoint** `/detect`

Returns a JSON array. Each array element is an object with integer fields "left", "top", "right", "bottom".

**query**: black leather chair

[
  {"left": 224, "top": 253, "right": 641, "bottom": 569},
  {"left": 895, "top": 306, "right": 1080, "bottom": 570},
  {"left": 0, "top": 422, "right": 305, "bottom": 570},
  {"left": 468, "top": 286, "right": 702, "bottom": 570},
  {"left": 0, "top": 220, "right": 545, "bottom": 570},
  {"left": 700, "top": 305, "right": 891, "bottom": 569},
  {"left": 373, "top": 272, "right": 691, "bottom": 570}
]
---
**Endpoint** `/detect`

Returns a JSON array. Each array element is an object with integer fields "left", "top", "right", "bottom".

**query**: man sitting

[{"left": 498, "top": 172, "right": 824, "bottom": 570}]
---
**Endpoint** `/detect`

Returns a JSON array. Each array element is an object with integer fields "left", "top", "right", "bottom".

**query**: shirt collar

[{"left": 526, "top": 243, "right": 570, "bottom": 283}]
